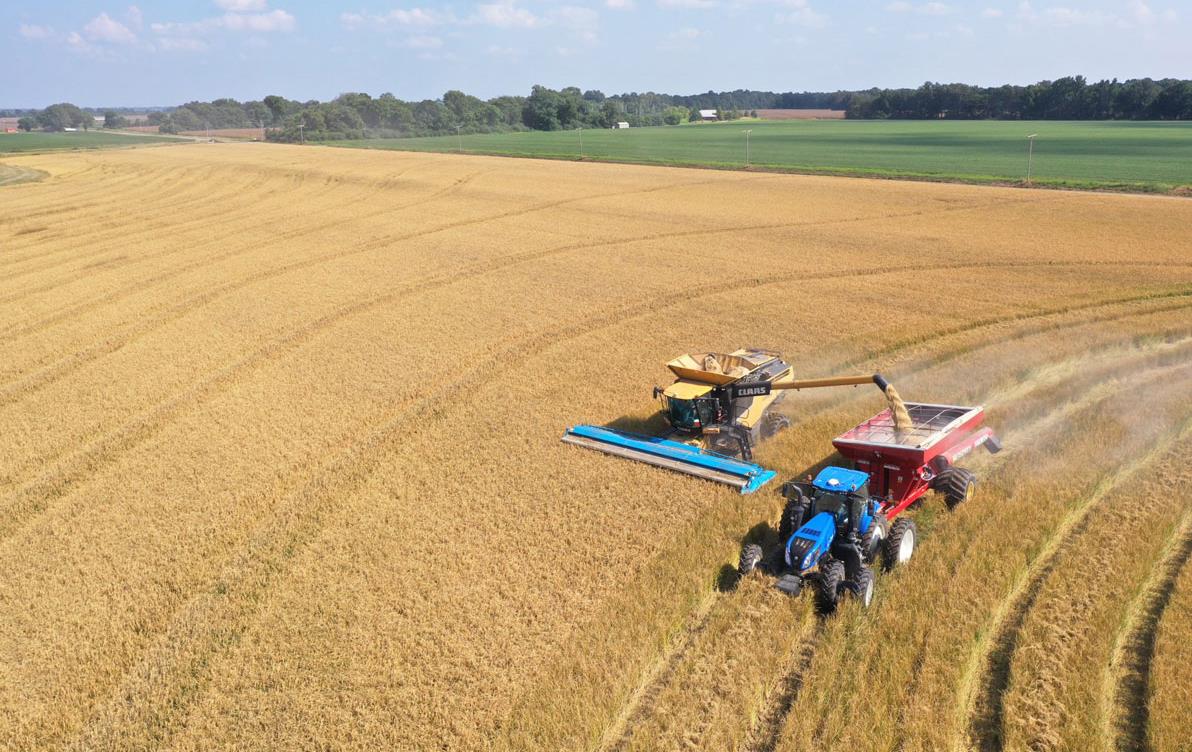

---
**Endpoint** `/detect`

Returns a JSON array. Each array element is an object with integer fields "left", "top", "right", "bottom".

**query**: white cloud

[
  {"left": 473, "top": 1, "right": 543, "bottom": 28},
  {"left": 127, "top": 5, "right": 143, "bottom": 30},
  {"left": 152, "top": 8, "right": 295, "bottom": 35},
  {"left": 980, "top": 7, "right": 1003, "bottom": 17},
  {"left": 215, "top": 0, "right": 268, "bottom": 9},
  {"left": 83, "top": 12, "right": 138, "bottom": 44},
  {"left": 221, "top": 9, "right": 296, "bottom": 31},
  {"left": 340, "top": 7, "right": 448, "bottom": 29},
  {"left": 485, "top": 44, "right": 522, "bottom": 56},
  {"left": 659, "top": 25, "right": 704, "bottom": 48},
  {"left": 887, "top": 1, "right": 952, "bottom": 14},
  {"left": 18, "top": 23, "right": 54, "bottom": 40},
  {"left": 776, "top": 0, "right": 827, "bottom": 27},
  {"left": 658, "top": 0, "right": 718, "bottom": 8},
  {"left": 606, "top": 0, "right": 636, "bottom": 8}
]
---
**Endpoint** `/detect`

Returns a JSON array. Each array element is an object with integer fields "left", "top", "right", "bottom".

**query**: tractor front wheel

[
  {"left": 739, "top": 543, "right": 763, "bottom": 576},
  {"left": 815, "top": 559, "right": 846, "bottom": 614},
  {"left": 937, "top": 468, "right": 977, "bottom": 509},
  {"left": 883, "top": 518, "right": 918, "bottom": 571}
]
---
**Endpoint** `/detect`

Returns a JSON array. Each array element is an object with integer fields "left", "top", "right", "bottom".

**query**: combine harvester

[
  {"left": 562, "top": 349, "right": 904, "bottom": 494},
  {"left": 739, "top": 402, "right": 1001, "bottom": 611}
]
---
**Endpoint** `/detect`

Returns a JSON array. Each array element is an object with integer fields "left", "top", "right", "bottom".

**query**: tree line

[{"left": 11, "top": 76, "right": 1189, "bottom": 142}]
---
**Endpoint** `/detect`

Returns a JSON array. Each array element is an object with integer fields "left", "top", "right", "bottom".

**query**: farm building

[
  {"left": 697, "top": 109, "right": 718, "bottom": 121},
  {"left": 615, "top": 121, "right": 629, "bottom": 129}
]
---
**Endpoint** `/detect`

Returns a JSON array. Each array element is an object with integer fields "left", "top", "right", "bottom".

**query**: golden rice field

[{"left": 1, "top": 142, "right": 1190, "bottom": 751}]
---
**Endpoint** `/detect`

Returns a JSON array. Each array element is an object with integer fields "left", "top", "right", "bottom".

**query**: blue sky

[{"left": 4, "top": 1, "right": 1189, "bottom": 107}]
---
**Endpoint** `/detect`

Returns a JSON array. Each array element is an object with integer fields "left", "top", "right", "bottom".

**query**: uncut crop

[{"left": 0, "top": 142, "right": 1189, "bottom": 751}]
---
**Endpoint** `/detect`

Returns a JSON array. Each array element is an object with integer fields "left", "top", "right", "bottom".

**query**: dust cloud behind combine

[{"left": 0, "top": 143, "right": 1189, "bottom": 751}]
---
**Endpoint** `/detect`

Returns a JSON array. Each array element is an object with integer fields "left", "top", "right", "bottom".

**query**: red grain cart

[{"left": 833, "top": 402, "right": 1001, "bottom": 519}]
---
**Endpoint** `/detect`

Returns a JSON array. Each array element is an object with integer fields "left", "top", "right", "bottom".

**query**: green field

[
  {"left": 0, "top": 131, "right": 178, "bottom": 154},
  {"left": 337, "top": 120, "right": 1192, "bottom": 192}
]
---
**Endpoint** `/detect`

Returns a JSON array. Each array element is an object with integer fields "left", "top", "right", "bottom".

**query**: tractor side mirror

[{"left": 652, "top": 386, "right": 663, "bottom": 400}]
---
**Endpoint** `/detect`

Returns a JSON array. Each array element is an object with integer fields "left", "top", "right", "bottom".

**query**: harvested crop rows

[{"left": 1, "top": 142, "right": 1190, "bottom": 751}]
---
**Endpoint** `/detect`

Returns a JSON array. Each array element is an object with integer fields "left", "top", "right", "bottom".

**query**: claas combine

[{"left": 563, "top": 348, "right": 905, "bottom": 493}]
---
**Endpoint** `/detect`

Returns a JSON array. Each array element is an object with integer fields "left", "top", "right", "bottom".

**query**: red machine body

[{"left": 832, "top": 402, "right": 999, "bottom": 520}]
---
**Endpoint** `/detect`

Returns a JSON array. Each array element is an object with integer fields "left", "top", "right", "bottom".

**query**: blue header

[{"left": 812, "top": 466, "right": 869, "bottom": 493}]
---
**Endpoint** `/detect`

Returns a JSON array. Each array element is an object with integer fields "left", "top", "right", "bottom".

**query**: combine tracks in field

[
  {"left": 1104, "top": 509, "right": 1192, "bottom": 752},
  {"left": 962, "top": 415, "right": 1192, "bottom": 752}
]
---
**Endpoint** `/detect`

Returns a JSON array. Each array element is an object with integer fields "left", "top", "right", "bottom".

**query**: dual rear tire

[{"left": 934, "top": 467, "right": 977, "bottom": 509}]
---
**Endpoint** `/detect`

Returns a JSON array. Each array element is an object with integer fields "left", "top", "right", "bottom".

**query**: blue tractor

[{"left": 738, "top": 466, "right": 900, "bottom": 613}]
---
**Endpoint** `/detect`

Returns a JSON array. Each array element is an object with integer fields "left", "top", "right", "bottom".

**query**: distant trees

[
  {"left": 845, "top": 77, "right": 1192, "bottom": 120},
  {"left": 17, "top": 117, "right": 36, "bottom": 132},
  {"left": 35, "top": 103, "right": 89, "bottom": 131},
  {"left": 103, "top": 111, "right": 129, "bottom": 129}
]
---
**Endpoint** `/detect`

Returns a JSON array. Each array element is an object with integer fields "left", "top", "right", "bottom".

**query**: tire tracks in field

[
  {"left": 961, "top": 408, "right": 1192, "bottom": 752},
  {"left": 602, "top": 337, "right": 1191, "bottom": 752},
  {"left": 0, "top": 164, "right": 488, "bottom": 354},
  {"left": 1103, "top": 507, "right": 1192, "bottom": 752},
  {"left": 0, "top": 156, "right": 446, "bottom": 279},
  {"left": 58, "top": 284, "right": 1192, "bottom": 750},
  {"left": 0, "top": 160, "right": 243, "bottom": 263},
  {"left": 1, "top": 179, "right": 1185, "bottom": 399}
]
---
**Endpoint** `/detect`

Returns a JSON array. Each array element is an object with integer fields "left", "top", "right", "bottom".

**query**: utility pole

[
  {"left": 1026, "top": 133, "right": 1038, "bottom": 184},
  {"left": 578, "top": 126, "right": 583, "bottom": 159},
  {"left": 743, "top": 129, "right": 753, "bottom": 167},
  {"left": 456, "top": 124, "right": 463, "bottom": 153},
  {"left": 298, "top": 123, "right": 304, "bottom": 144}
]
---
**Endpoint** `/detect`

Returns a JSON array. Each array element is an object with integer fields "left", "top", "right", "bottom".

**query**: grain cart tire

[
  {"left": 937, "top": 468, "right": 977, "bottom": 509},
  {"left": 861, "top": 516, "right": 889, "bottom": 564},
  {"left": 883, "top": 518, "right": 918, "bottom": 571},
  {"left": 852, "top": 567, "right": 876, "bottom": 609},
  {"left": 778, "top": 497, "right": 809, "bottom": 542},
  {"left": 816, "top": 559, "right": 846, "bottom": 614},
  {"left": 739, "top": 543, "right": 763, "bottom": 576}
]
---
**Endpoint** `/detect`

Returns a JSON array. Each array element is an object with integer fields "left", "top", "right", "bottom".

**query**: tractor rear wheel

[
  {"left": 739, "top": 543, "right": 763, "bottom": 576},
  {"left": 883, "top": 518, "right": 918, "bottom": 571},
  {"left": 778, "top": 496, "right": 809, "bottom": 542},
  {"left": 937, "top": 468, "right": 977, "bottom": 509},
  {"left": 815, "top": 559, "right": 846, "bottom": 614},
  {"left": 861, "top": 515, "right": 889, "bottom": 564},
  {"left": 852, "top": 567, "right": 876, "bottom": 609}
]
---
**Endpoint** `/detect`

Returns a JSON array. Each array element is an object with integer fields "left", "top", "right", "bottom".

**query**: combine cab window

[
  {"left": 666, "top": 398, "right": 699, "bottom": 430},
  {"left": 666, "top": 397, "right": 721, "bottom": 431}
]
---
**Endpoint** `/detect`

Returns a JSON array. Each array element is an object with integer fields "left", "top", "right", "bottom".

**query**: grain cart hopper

[
  {"left": 562, "top": 348, "right": 904, "bottom": 494},
  {"left": 739, "top": 401, "right": 1001, "bottom": 611}
]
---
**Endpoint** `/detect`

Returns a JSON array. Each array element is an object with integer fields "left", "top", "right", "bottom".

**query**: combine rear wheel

[
  {"left": 815, "top": 559, "right": 846, "bottom": 614},
  {"left": 883, "top": 518, "right": 918, "bottom": 570},
  {"left": 739, "top": 543, "right": 763, "bottom": 576},
  {"left": 936, "top": 468, "right": 977, "bottom": 509}
]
